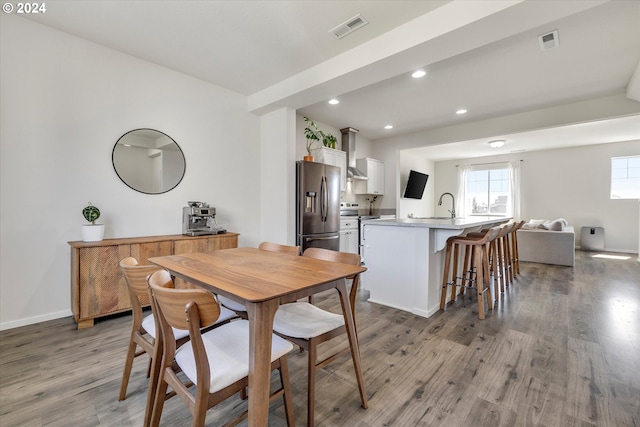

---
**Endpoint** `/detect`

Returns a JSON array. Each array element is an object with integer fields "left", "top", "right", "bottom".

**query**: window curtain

[
  {"left": 508, "top": 160, "right": 521, "bottom": 221},
  {"left": 456, "top": 165, "right": 471, "bottom": 217},
  {"left": 456, "top": 161, "right": 521, "bottom": 220}
]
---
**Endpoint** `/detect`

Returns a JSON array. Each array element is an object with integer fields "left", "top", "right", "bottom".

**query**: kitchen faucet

[{"left": 438, "top": 192, "right": 456, "bottom": 218}]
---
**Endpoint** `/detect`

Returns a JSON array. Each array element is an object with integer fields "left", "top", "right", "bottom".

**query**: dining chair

[
  {"left": 147, "top": 279, "right": 295, "bottom": 427},
  {"left": 118, "top": 257, "right": 236, "bottom": 402},
  {"left": 118, "top": 257, "right": 173, "bottom": 402},
  {"left": 217, "top": 241, "right": 301, "bottom": 314},
  {"left": 272, "top": 247, "right": 366, "bottom": 427}
]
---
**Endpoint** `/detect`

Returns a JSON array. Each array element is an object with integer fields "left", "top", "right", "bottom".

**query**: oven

[{"left": 339, "top": 203, "right": 379, "bottom": 256}]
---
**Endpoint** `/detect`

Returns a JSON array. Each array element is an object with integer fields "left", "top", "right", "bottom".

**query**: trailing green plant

[{"left": 82, "top": 202, "right": 100, "bottom": 225}]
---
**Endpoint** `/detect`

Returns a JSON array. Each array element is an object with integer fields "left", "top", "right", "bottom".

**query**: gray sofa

[{"left": 516, "top": 222, "right": 575, "bottom": 267}]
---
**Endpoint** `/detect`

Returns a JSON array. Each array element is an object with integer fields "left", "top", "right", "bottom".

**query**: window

[
  {"left": 457, "top": 161, "right": 520, "bottom": 219},
  {"left": 611, "top": 155, "right": 640, "bottom": 199},
  {"left": 466, "top": 168, "right": 510, "bottom": 215}
]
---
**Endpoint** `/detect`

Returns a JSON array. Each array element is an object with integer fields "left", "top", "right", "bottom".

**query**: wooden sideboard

[{"left": 68, "top": 233, "right": 239, "bottom": 329}]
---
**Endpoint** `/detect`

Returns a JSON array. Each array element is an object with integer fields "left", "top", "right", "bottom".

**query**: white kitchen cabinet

[
  {"left": 339, "top": 218, "right": 359, "bottom": 254},
  {"left": 339, "top": 230, "right": 358, "bottom": 254},
  {"left": 355, "top": 158, "right": 384, "bottom": 195},
  {"left": 311, "top": 147, "right": 347, "bottom": 192}
]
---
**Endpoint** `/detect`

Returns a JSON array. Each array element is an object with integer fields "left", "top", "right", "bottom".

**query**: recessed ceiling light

[
  {"left": 456, "top": 109, "right": 467, "bottom": 115},
  {"left": 384, "top": 125, "right": 393, "bottom": 129},
  {"left": 489, "top": 139, "right": 506, "bottom": 148},
  {"left": 411, "top": 70, "right": 426, "bottom": 78},
  {"left": 328, "top": 99, "right": 339, "bottom": 105}
]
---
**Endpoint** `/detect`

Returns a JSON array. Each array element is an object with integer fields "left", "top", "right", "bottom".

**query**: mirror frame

[{"left": 112, "top": 128, "right": 186, "bottom": 195}]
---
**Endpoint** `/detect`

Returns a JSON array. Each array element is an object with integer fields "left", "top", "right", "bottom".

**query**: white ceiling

[{"left": 21, "top": 0, "right": 640, "bottom": 159}]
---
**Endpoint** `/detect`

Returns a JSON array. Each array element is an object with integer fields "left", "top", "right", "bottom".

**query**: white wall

[
  {"left": 260, "top": 108, "right": 297, "bottom": 246},
  {"left": 432, "top": 141, "right": 640, "bottom": 253},
  {"left": 0, "top": 15, "right": 262, "bottom": 329},
  {"left": 397, "top": 152, "right": 434, "bottom": 219}
]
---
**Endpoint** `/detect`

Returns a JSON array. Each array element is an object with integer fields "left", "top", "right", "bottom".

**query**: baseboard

[{"left": 0, "top": 310, "right": 72, "bottom": 331}]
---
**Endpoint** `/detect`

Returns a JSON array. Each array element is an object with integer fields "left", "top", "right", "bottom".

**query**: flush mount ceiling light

[
  {"left": 328, "top": 99, "right": 339, "bottom": 105},
  {"left": 411, "top": 70, "right": 426, "bottom": 78},
  {"left": 456, "top": 109, "right": 467, "bottom": 115},
  {"left": 384, "top": 125, "right": 393, "bottom": 129},
  {"left": 489, "top": 139, "right": 506, "bottom": 148}
]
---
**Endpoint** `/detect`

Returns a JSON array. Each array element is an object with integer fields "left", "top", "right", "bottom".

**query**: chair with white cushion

[
  {"left": 148, "top": 279, "right": 295, "bottom": 427},
  {"left": 118, "top": 258, "right": 236, "bottom": 403},
  {"left": 272, "top": 247, "right": 367, "bottom": 427},
  {"left": 118, "top": 257, "right": 178, "bottom": 402}
]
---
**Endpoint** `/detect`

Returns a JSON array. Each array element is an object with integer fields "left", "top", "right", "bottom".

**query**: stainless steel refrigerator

[{"left": 296, "top": 161, "right": 340, "bottom": 252}]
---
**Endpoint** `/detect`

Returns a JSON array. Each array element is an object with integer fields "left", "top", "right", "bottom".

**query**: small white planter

[{"left": 81, "top": 224, "right": 105, "bottom": 242}]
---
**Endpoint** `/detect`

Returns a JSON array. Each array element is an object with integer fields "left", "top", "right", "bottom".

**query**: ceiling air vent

[
  {"left": 330, "top": 14, "right": 368, "bottom": 39},
  {"left": 538, "top": 30, "right": 559, "bottom": 51}
]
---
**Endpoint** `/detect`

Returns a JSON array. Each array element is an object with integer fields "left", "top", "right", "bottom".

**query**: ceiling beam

[{"left": 247, "top": 0, "right": 607, "bottom": 116}]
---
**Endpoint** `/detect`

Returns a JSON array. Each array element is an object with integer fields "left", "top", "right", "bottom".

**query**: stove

[
  {"left": 339, "top": 201, "right": 359, "bottom": 217},
  {"left": 339, "top": 202, "right": 380, "bottom": 219},
  {"left": 340, "top": 203, "right": 380, "bottom": 255}
]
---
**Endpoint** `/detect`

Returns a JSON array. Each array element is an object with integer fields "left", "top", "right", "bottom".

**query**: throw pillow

[
  {"left": 522, "top": 219, "right": 548, "bottom": 230},
  {"left": 543, "top": 220, "right": 563, "bottom": 231}
]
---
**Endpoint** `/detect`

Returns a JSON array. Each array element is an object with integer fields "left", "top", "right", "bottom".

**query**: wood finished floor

[{"left": 1, "top": 250, "right": 639, "bottom": 426}]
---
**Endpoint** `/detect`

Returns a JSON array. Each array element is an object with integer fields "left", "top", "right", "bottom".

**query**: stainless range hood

[{"left": 340, "top": 127, "right": 368, "bottom": 180}]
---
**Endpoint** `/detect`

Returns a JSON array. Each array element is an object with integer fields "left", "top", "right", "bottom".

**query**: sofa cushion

[
  {"left": 543, "top": 220, "right": 564, "bottom": 231},
  {"left": 522, "top": 219, "right": 547, "bottom": 230}
]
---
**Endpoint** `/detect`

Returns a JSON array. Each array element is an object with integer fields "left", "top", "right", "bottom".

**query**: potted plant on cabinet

[
  {"left": 81, "top": 202, "right": 104, "bottom": 242},
  {"left": 321, "top": 131, "right": 337, "bottom": 149},
  {"left": 303, "top": 117, "right": 321, "bottom": 161}
]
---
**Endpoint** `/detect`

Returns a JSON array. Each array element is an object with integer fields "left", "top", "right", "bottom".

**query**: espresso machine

[{"left": 182, "top": 201, "right": 225, "bottom": 236}]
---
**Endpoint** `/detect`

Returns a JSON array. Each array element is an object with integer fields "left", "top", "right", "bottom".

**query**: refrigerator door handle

[
  {"left": 320, "top": 176, "right": 327, "bottom": 222},
  {"left": 306, "top": 235, "right": 339, "bottom": 241}
]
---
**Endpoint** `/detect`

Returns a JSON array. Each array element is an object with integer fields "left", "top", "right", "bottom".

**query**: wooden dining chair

[
  {"left": 147, "top": 280, "right": 295, "bottom": 427},
  {"left": 118, "top": 257, "right": 236, "bottom": 402},
  {"left": 118, "top": 257, "right": 174, "bottom": 402},
  {"left": 258, "top": 241, "right": 301, "bottom": 255},
  {"left": 272, "top": 247, "right": 367, "bottom": 427},
  {"left": 217, "top": 241, "right": 301, "bottom": 314}
]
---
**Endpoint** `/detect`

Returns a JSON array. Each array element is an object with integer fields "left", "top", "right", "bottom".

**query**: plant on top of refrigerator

[{"left": 303, "top": 117, "right": 321, "bottom": 155}]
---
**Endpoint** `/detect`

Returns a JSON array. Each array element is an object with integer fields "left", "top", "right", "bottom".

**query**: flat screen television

[{"left": 403, "top": 170, "right": 429, "bottom": 199}]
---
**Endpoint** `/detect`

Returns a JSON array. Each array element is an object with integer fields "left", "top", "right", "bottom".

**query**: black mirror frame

[{"left": 112, "top": 128, "right": 186, "bottom": 195}]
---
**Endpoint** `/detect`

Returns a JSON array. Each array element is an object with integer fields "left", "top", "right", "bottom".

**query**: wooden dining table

[{"left": 148, "top": 247, "right": 367, "bottom": 426}]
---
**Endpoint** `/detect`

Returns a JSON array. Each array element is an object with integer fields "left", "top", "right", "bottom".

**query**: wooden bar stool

[
  {"left": 510, "top": 220, "right": 525, "bottom": 276},
  {"left": 500, "top": 221, "right": 522, "bottom": 284},
  {"left": 440, "top": 226, "right": 501, "bottom": 319},
  {"left": 440, "top": 232, "right": 477, "bottom": 305},
  {"left": 464, "top": 224, "right": 510, "bottom": 298}
]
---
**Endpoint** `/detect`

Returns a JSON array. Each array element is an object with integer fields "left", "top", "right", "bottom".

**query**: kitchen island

[{"left": 360, "top": 217, "right": 510, "bottom": 318}]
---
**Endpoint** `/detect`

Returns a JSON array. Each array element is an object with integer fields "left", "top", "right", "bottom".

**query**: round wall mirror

[{"left": 112, "top": 128, "right": 186, "bottom": 194}]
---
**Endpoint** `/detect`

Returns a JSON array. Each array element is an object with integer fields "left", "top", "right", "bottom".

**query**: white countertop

[{"left": 362, "top": 216, "right": 511, "bottom": 230}]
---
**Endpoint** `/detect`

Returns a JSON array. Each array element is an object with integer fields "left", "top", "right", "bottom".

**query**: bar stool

[
  {"left": 500, "top": 220, "right": 524, "bottom": 284},
  {"left": 510, "top": 220, "right": 525, "bottom": 276},
  {"left": 440, "top": 226, "right": 501, "bottom": 319},
  {"left": 464, "top": 224, "right": 511, "bottom": 299}
]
